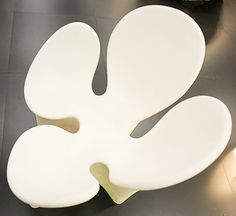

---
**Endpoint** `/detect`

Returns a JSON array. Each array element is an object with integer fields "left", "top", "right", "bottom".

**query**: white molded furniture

[{"left": 7, "top": 6, "right": 232, "bottom": 208}]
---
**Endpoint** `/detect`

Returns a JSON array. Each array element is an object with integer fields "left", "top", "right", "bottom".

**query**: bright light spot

[{"left": 234, "top": 148, "right": 236, "bottom": 156}]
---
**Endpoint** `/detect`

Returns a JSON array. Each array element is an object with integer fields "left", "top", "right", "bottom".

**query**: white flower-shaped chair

[{"left": 7, "top": 6, "right": 232, "bottom": 208}]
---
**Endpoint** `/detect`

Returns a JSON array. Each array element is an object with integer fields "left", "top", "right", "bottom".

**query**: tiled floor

[{"left": 0, "top": 0, "right": 236, "bottom": 215}]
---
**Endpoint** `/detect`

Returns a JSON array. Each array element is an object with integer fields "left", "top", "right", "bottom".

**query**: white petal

[
  {"left": 109, "top": 96, "right": 232, "bottom": 190},
  {"left": 107, "top": 6, "right": 205, "bottom": 121},
  {"left": 24, "top": 22, "right": 100, "bottom": 119}
]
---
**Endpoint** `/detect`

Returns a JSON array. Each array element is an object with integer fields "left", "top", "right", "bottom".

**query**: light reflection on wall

[
  {"left": 207, "top": 158, "right": 234, "bottom": 202},
  {"left": 223, "top": 148, "right": 236, "bottom": 199}
]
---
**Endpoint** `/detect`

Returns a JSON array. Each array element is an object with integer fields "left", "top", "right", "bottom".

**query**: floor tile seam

[
  {"left": 0, "top": 92, "right": 6, "bottom": 169},
  {"left": 6, "top": 11, "right": 15, "bottom": 75},
  {"left": 0, "top": 74, "right": 26, "bottom": 169},
  {"left": 0, "top": 11, "right": 14, "bottom": 74}
]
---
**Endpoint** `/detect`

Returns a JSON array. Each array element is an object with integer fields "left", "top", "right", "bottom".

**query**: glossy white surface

[{"left": 7, "top": 6, "right": 232, "bottom": 208}]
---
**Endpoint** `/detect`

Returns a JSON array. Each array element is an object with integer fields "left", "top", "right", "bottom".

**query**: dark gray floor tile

[
  {"left": 0, "top": 0, "right": 15, "bottom": 12},
  {"left": 0, "top": 95, "right": 5, "bottom": 163},
  {"left": 0, "top": 75, "right": 7, "bottom": 167},
  {"left": 185, "top": 0, "right": 224, "bottom": 30},
  {"left": 1, "top": 75, "right": 36, "bottom": 168},
  {"left": 95, "top": 17, "right": 119, "bottom": 66},
  {"left": 221, "top": 0, "right": 236, "bottom": 30},
  {"left": 0, "top": 12, "right": 13, "bottom": 72},
  {"left": 92, "top": 0, "right": 184, "bottom": 19},
  {"left": 92, "top": 55, "right": 107, "bottom": 96},
  {"left": 198, "top": 28, "right": 236, "bottom": 80},
  {"left": 92, "top": 0, "right": 139, "bottom": 19},
  {"left": 8, "top": 12, "right": 97, "bottom": 73},
  {"left": 0, "top": 168, "right": 37, "bottom": 216},
  {"left": 224, "top": 23, "right": 236, "bottom": 43},
  {"left": 14, "top": 0, "right": 94, "bottom": 16},
  {"left": 225, "top": 0, "right": 236, "bottom": 5},
  {"left": 219, "top": 1, "right": 236, "bottom": 42}
]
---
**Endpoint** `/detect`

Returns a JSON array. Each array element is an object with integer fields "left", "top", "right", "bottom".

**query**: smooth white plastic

[{"left": 7, "top": 6, "right": 232, "bottom": 208}]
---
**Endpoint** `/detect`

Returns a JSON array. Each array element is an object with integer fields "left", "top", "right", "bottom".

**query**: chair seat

[{"left": 7, "top": 5, "right": 232, "bottom": 208}]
